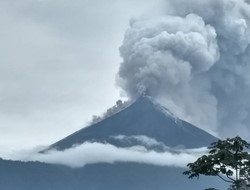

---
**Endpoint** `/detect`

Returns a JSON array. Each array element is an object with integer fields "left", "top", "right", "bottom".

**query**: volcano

[
  {"left": 0, "top": 96, "right": 224, "bottom": 190},
  {"left": 50, "top": 95, "right": 217, "bottom": 151}
]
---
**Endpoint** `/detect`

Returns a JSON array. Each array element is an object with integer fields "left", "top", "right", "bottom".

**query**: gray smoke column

[{"left": 117, "top": 0, "right": 250, "bottom": 137}]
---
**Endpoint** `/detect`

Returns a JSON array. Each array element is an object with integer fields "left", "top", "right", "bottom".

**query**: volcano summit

[{"left": 49, "top": 96, "right": 217, "bottom": 151}]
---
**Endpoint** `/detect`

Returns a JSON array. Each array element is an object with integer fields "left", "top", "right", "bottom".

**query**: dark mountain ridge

[
  {"left": 0, "top": 158, "right": 225, "bottom": 190},
  {"left": 50, "top": 95, "right": 217, "bottom": 150}
]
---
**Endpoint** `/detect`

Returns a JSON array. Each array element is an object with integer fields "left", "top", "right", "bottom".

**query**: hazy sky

[
  {"left": 2, "top": 0, "right": 250, "bottom": 155},
  {"left": 0, "top": 0, "right": 164, "bottom": 152}
]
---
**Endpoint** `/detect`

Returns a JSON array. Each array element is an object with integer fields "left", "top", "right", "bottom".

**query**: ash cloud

[
  {"left": 91, "top": 99, "right": 131, "bottom": 124},
  {"left": 117, "top": 0, "right": 250, "bottom": 138}
]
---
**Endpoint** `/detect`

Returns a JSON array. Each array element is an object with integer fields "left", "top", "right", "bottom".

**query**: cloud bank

[
  {"left": 29, "top": 142, "right": 204, "bottom": 168},
  {"left": 1, "top": 136, "right": 206, "bottom": 169},
  {"left": 117, "top": 0, "right": 250, "bottom": 137}
]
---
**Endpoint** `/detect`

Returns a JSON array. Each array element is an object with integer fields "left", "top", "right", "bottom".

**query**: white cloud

[
  {"left": 1, "top": 141, "right": 206, "bottom": 169},
  {"left": 111, "top": 135, "right": 165, "bottom": 147}
]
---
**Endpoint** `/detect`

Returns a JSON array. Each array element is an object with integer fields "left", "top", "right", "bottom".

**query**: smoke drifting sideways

[
  {"left": 117, "top": 0, "right": 250, "bottom": 138},
  {"left": 91, "top": 100, "right": 131, "bottom": 124}
]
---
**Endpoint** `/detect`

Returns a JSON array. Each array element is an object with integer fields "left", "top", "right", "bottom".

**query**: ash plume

[
  {"left": 117, "top": 0, "right": 250, "bottom": 138},
  {"left": 91, "top": 100, "right": 131, "bottom": 124}
]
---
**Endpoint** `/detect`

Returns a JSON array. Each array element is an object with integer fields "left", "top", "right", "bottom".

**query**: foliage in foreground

[{"left": 183, "top": 136, "right": 250, "bottom": 190}]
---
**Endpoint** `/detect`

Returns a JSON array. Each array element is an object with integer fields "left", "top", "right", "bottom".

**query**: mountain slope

[{"left": 50, "top": 96, "right": 217, "bottom": 150}]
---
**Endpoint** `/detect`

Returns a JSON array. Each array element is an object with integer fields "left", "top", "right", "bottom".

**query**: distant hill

[{"left": 0, "top": 158, "right": 225, "bottom": 190}]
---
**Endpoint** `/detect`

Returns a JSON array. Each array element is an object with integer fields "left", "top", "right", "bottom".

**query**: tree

[{"left": 183, "top": 136, "right": 250, "bottom": 190}]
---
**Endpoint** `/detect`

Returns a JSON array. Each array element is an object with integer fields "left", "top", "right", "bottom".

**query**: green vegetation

[{"left": 183, "top": 136, "right": 250, "bottom": 190}]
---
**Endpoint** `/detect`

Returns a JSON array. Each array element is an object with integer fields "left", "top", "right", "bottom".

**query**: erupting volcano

[{"left": 49, "top": 95, "right": 217, "bottom": 151}]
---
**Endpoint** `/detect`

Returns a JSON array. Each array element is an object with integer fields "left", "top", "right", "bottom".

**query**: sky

[
  {"left": 0, "top": 0, "right": 164, "bottom": 152},
  {"left": 2, "top": 0, "right": 250, "bottom": 156}
]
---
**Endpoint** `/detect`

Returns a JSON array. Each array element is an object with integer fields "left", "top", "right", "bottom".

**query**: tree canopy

[{"left": 183, "top": 136, "right": 250, "bottom": 190}]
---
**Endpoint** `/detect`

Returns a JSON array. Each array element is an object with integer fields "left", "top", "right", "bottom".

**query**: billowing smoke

[
  {"left": 117, "top": 0, "right": 250, "bottom": 138},
  {"left": 91, "top": 99, "right": 131, "bottom": 124}
]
